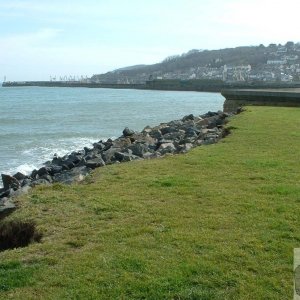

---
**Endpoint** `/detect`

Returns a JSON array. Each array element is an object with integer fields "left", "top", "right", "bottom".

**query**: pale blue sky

[{"left": 0, "top": 0, "right": 299, "bottom": 81}]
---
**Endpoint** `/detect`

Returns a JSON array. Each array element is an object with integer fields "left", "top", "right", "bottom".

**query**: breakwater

[
  {"left": 3, "top": 79, "right": 300, "bottom": 93},
  {"left": 0, "top": 109, "right": 237, "bottom": 216},
  {"left": 2, "top": 81, "right": 144, "bottom": 89}
]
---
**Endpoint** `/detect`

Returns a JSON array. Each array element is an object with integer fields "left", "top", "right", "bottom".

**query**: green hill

[{"left": 91, "top": 42, "right": 300, "bottom": 84}]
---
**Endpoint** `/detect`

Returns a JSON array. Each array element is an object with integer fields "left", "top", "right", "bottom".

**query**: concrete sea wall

[{"left": 222, "top": 88, "right": 300, "bottom": 112}]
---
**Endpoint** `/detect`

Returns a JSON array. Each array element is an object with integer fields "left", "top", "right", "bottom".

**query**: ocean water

[{"left": 0, "top": 86, "right": 224, "bottom": 186}]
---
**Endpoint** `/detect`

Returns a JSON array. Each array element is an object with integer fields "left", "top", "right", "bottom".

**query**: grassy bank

[{"left": 1, "top": 107, "right": 300, "bottom": 299}]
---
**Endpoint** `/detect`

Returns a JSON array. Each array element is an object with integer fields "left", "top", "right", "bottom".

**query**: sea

[{"left": 0, "top": 86, "right": 224, "bottom": 187}]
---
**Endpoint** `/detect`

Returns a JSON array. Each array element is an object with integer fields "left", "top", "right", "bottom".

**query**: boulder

[
  {"left": 51, "top": 156, "right": 64, "bottom": 166},
  {"left": 30, "top": 179, "right": 51, "bottom": 187},
  {"left": 123, "top": 127, "right": 135, "bottom": 137},
  {"left": 128, "top": 143, "right": 149, "bottom": 157},
  {"left": 112, "top": 137, "right": 132, "bottom": 149},
  {"left": 9, "top": 185, "right": 31, "bottom": 198},
  {"left": 149, "top": 128, "right": 162, "bottom": 139},
  {"left": 62, "top": 159, "right": 76, "bottom": 170},
  {"left": 40, "top": 174, "right": 53, "bottom": 183},
  {"left": 30, "top": 169, "right": 39, "bottom": 179},
  {"left": 67, "top": 153, "right": 82, "bottom": 165},
  {"left": 142, "top": 125, "right": 152, "bottom": 134},
  {"left": 0, "top": 189, "right": 10, "bottom": 199},
  {"left": 136, "top": 133, "right": 156, "bottom": 145},
  {"left": 102, "top": 147, "right": 121, "bottom": 164},
  {"left": 182, "top": 114, "right": 195, "bottom": 122},
  {"left": 0, "top": 197, "right": 16, "bottom": 216},
  {"left": 142, "top": 152, "right": 154, "bottom": 159},
  {"left": 158, "top": 143, "right": 177, "bottom": 155},
  {"left": 114, "top": 151, "right": 134, "bottom": 162},
  {"left": 183, "top": 143, "right": 194, "bottom": 152},
  {"left": 37, "top": 167, "right": 51, "bottom": 177},
  {"left": 48, "top": 165, "right": 63, "bottom": 175},
  {"left": 93, "top": 142, "right": 106, "bottom": 151},
  {"left": 160, "top": 126, "right": 177, "bottom": 135},
  {"left": 201, "top": 111, "right": 218, "bottom": 118},
  {"left": 53, "top": 166, "right": 90, "bottom": 184},
  {"left": 1, "top": 174, "right": 20, "bottom": 191},
  {"left": 167, "top": 120, "right": 183, "bottom": 127},
  {"left": 21, "top": 178, "right": 32, "bottom": 187},
  {"left": 13, "top": 172, "right": 27, "bottom": 181},
  {"left": 85, "top": 157, "right": 105, "bottom": 169}
]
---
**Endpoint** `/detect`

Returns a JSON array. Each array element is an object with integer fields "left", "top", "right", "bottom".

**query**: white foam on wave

[
  {"left": 0, "top": 136, "right": 114, "bottom": 188},
  {"left": 14, "top": 163, "right": 38, "bottom": 175},
  {"left": 21, "top": 136, "right": 108, "bottom": 162}
]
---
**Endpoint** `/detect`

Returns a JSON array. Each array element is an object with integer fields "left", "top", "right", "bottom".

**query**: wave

[{"left": 0, "top": 136, "right": 111, "bottom": 188}]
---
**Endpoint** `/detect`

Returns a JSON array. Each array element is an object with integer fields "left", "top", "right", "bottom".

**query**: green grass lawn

[{"left": 1, "top": 106, "right": 300, "bottom": 299}]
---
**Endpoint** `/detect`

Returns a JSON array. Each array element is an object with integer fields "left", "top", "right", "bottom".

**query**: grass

[{"left": 1, "top": 106, "right": 300, "bottom": 299}]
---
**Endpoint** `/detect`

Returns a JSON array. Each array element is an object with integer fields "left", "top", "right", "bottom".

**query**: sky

[{"left": 0, "top": 0, "right": 299, "bottom": 81}]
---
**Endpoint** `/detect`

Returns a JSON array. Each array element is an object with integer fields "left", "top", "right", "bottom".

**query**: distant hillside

[{"left": 91, "top": 42, "right": 300, "bottom": 84}]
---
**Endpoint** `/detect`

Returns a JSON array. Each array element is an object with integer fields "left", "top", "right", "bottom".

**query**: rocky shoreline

[{"left": 0, "top": 109, "right": 239, "bottom": 216}]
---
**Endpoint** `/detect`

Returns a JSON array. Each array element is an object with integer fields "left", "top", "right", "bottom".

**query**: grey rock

[
  {"left": 201, "top": 111, "right": 218, "bottom": 118},
  {"left": 181, "top": 143, "right": 194, "bottom": 152},
  {"left": 53, "top": 166, "right": 90, "bottom": 184},
  {"left": 114, "top": 152, "right": 133, "bottom": 162},
  {"left": 163, "top": 131, "right": 184, "bottom": 140},
  {"left": 1, "top": 174, "right": 20, "bottom": 191},
  {"left": 185, "top": 126, "right": 201, "bottom": 136},
  {"left": 123, "top": 127, "right": 135, "bottom": 137},
  {"left": 142, "top": 152, "right": 154, "bottom": 159},
  {"left": 48, "top": 165, "right": 63, "bottom": 175},
  {"left": 112, "top": 137, "right": 132, "bottom": 149},
  {"left": 142, "top": 125, "right": 152, "bottom": 133},
  {"left": 21, "top": 178, "right": 32, "bottom": 187},
  {"left": 9, "top": 185, "right": 31, "bottom": 198},
  {"left": 183, "top": 136, "right": 196, "bottom": 144},
  {"left": 30, "top": 179, "right": 51, "bottom": 187},
  {"left": 62, "top": 159, "right": 76, "bottom": 170},
  {"left": 30, "top": 169, "right": 39, "bottom": 179},
  {"left": 0, "top": 197, "right": 16, "bottom": 215},
  {"left": 51, "top": 156, "right": 64, "bottom": 166},
  {"left": 149, "top": 128, "right": 162, "bottom": 139},
  {"left": 0, "top": 189, "right": 10, "bottom": 199},
  {"left": 67, "top": 153, "right": 82, "bottom": 165},
  {"left": 128, "top": 143, "right": 149, "bottom": 157},
  {"left": 37, "top": 167, "right": 51, "bottom": 177},
  {"left": 158, "top": 143, "right": 177, "bottom": 154},
  {"left": 167, "top": 120, "right": 183, "bottom": 127},
  {"left": 102, "top": 147, "right": 121, "bottom": 163},
  {"left": 13, "top": 172, "right": 27, "bottom": 181},
  {"left": 85, "top": 157, "right": 105, "bottom": 169},
  {"left": 93, "top": 142, "right": 106, "bottom": 151},
  {"left": 182, "top": 114, "right": 195, "bottom": 122},
  {"left": 40, "top": 174, "right": 53, "bottom": 183},
  {"left": 195, "top": 139, "right": 204, "bottom": 146},
  {"left": 160, "top": 126, "right": 177, "bottom": 135}
]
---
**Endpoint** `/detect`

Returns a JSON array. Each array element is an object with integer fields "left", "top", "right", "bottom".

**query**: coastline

[
  {"left": 0, "top": 109, "right": 237, "bottom": 215},
  {"left": 1, "top": 106, "right": 300, "bottom": 298}
]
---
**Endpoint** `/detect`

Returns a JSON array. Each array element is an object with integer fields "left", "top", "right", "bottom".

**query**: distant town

[{"left": 90, "top": 42, "right": 300, "bottom": 84}]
